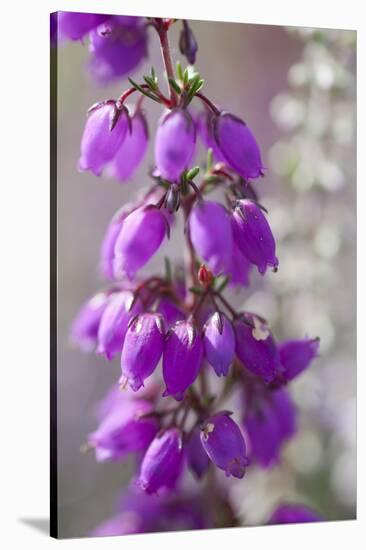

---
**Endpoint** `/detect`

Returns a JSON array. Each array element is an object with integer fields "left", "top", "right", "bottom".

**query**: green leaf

[
  {"left": 189, "top": 286, "right": 204, "bottom": 295},
  {"left": 168, "top": 77, "right": 181, "bottom": 94},
  {"left": 176, "top": 61, "right": 184, "bottom": 82},
  {"left": 186, "top": 166, "right": 200, "bottom": 180},
  {"left": 206, "top": 148, "right": 213, "bottom": 171},
  {"left": 143, "top": 75, "right": 158, "bottom": 91},
  {"left": 128, "top": 78, "right": 161, "bottom": 103},
  {"left": 215, "top": 276, "right": 230, "bottom": 294}
]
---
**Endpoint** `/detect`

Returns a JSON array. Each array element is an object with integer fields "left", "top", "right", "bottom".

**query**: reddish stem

[
  {"left": 195, "top": 92, "right": 221, "bottom": 116},
  {"left": 155, "top": 19, "right": 178, "bottom": 107}
]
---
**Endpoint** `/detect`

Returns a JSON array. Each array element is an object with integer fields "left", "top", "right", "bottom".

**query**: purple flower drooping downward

[
  {"left": 120, "top": 313, "right": 165, "bottom": 392},
  {"left": 187, "top": 426, "right": 210, "bottom": 479},
  {"left": 213, "top": 112, "right": 264, "bottom": 179},
  {"left": 227, "top": 242, "right": 252, "bottom": 287},
  {"left": 196, "top": 111, "right": 226, "bottom": 163},
  {"left": 234, "top": 313, "right": 282, "bottom": 383},
  {"left": 70, "top": 291, "right": 110, "bottom": 351},
  {"left": 57, "top": 12, "right": 109, "bottom": 41},
  {"left": 269, "top": 503, "right": 323, "bottom": 524},
  {"left": 108, "top": 109, "right": 149, "bottom": 183},
  {"left": 97, "top": 290, "right": 143, "bottom": 360},
  {"left": 113, "top": 206, "right": 169, "bottom": 279},
  {"left": 79, "top": 103, "right": 128, "bottom": 176},
  {"left": 200, "top": 412, "right": 249, "bottom": 479},
  {"left": 88, "top": 17, "right": 148, "bottom": 84},
  {"left": 154, "top": 109, "right": 196, "bottom": 181},
  {"left": 189, "top": 200, "right": 233, "bottom": 275},
  {"left": 138, "top": 428, "right": 184, "bottom": 494},
  {"left": 88, "top": 398, "right": 159, "bottom": 462},
  {"left": 203, "top": 312, "right": 235, "bottom": 377},
  {"left": 232, "top": 199, "right": 279, "bottom": 275},
  {"left": 99, "top": 206, "right": 126, "bottom": 280},
  {"left": 279, "top": 338, "right": 320, "bottom": 381},
  {"left": 163, "top": 321, "right": 203, "bottom": 401}
]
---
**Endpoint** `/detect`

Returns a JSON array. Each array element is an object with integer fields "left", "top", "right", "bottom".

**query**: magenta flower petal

[
  {"left": 154, "top": 109, "right": 196, "bottom": 182},
  {"left": 57, "top": 12, "right": 109, "bottom": 41},
  {"left": 234, "top": 313, "right": 282, "bottom": 383},
  {"left": 108, "top": 110, "right": 148, "bottom": 183},
  {"left": 279, "top": 338, "right": 320, "bottom": 381},
  {"left": 200, "top": 412, "right": 249, "bottom": 479},
  {"left": 138, "top": 428, "right": 184, "bottom": 494},
  {"left": 213, "top": 112, "right": 264, "bottom": 179},
  {"left": 113, "top": 206, "right": 169, "bottom": 279},
  {"left": 99, "top": 207, "right": 126, "bottom": 280},
  {"left": 163, "top": 321, "right": 203, "bottom": 401},
  {"left": 157, "top": 297, "right": 185, "bottom": 327},
  {"left": 269, "top": 503, "right": 323, "bottom": 524},
  {"left": 203, "top": 312, "right": 235, "bottom": 376},
  {"left": 70, "top": 291, "right": 110, "bottom": 351},
  {"left": 120, "top": 313, "right": 165, "bottom": 392},
  {"left": 187, "top": 426, "right": 210, "bottom": 479},
  {"left": 79, "top": 104, "right": 128, "bottom": 176},
  {"left": 196, "top": 111, "right": 226, "bottom": 163},
  {"left": 189, "top": 200, "right": 233, "bottom": 275},
  {"left": 232, "top": 199, "right": 278, "bottom": 275}
]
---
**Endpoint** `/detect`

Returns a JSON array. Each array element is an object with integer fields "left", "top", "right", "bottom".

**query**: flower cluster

[{"left": 61, "top": 13, "right": 322, "bottom": 534}]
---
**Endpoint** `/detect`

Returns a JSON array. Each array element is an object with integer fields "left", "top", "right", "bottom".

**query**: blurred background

[{"left": 55, "top": 18, "right": 356, "bottom": 537}]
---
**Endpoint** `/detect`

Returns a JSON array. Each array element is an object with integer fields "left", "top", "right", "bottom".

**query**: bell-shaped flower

[
  {"left": 234, "top": 313, "right": 282, "bottom": 383},
  {"left": 200, "top": 412, "right": 249, "bottom": 479},
  {"left": 108, "top": 110, "right": 148, "bottom": 183},
  {"left": 120, "top": 313, "right": 165, "bottom": 391},
  {"left": 57, "top": 11, "right": 108, "bottom": 41},
  {"left": 196, "top": 111, "right": 226, "bottom": 163},
  {"left": 113, "top": 206, "right": 169, "bottom": 279},
  {"left": 163, "top": 321, "right": 203, "bottom": 401},
  {"left": 88, "top": 399, "right": 159, "bottom": 462},
  {"left": 187, "top": 426, "right": 210, "bottom": 479},
  {"left": 203, "top": 312, "right": 235, "bottom": 376},
  {"left": 189, "top": 200, "right": 233, "bottom": 275},
  {"left": 79, "top": 103, "right": 128, "bottom": 176},
  {"left": 157, "top": 297, "right": 185, "bottom": 327},
  {"left": 269, "top": 504, "right": 322, "bottom": 524},
  {"left": 70, "top": 291, "right": 110, "bottom": 351},
  {"left": 88, "top": 17, "right": 148, "bottom": 83},
  {"left": 243, "top": 388, "right": 297, "bottom": 468},
  {"left": 232, "top": 199, "right": 278, "bottom": 275},
  {"left": 97, "top": 290, "right": 143, "bottom": 360},
  {"left": 99, "top": 207, "right": 126, "bottom": 280},
  {"left": 138, "top": 428, "right": 184, "bottom": 494},
  {"left": 213, "top": 112, "right": 264, "bottom": 179},
  {"left": 154, "top": 109, "right": 196, "bottom": 182},
  {"left": 279, "top": 338, "right": 320, "bottom": 381}
]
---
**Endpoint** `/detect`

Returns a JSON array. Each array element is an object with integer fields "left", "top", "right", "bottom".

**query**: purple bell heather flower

[
  {"left": 189, "top": 200, "right": 233, "bottom": 275},
  {"left": 196, "top": 111, "right": 226, "bottom": 163},
  {"left": 108, "top": 110, "right": 148, "bottom": 183},
  {"left": 99, "top": 207, "right": 126, "bottom": 280},
  {"left": 213, "top": 112, "right": 264, "bottom": 179},
  {"left": 227, "top": 242, "right": 252, "bottom": 287},
  {"left": 79, "top": 103, "right": 128, "bottom": 176},
  {"left": 179, "top": 20, "right": 198, "bottom": 65},
  {"left": 269, "top": 503, "right": 323, "bottom": 524},
  {"left": 163, "top": 321, "right": 203, "bottom": 401},
  {"left": 70, "top": 291, "right": 110, "bottom": 351},
  {"left": 243, "top": 388, "right": 296, "bottom": 468},
  {"left": 88, "top": 18, "right": 148, "bottom": 84},
  {"left": 138, "top": 428, "right": 184, "bottom": 494},
  {"left": 157, "top": 297, "right": 185, "bottom": 327},
  {"left": 200, "top": 412, "right": 249, "bottom": 479},
  {"left": 232, "top": 199, "right": 279, "bottom": 275},
  {"left": 96, "top": 290, "right": 143, "bottom": 360},
  {"left": 120, "top": 313, "right": 165, "bottom": 392},
  {"left": 234, "top": 313, "right": 282, "bottom": 383},
  {"left": 187, "top": 426, "right": 210, "bottom": 479},
  {"left": 57, "top": 11, "right": 109, "bottom": 41},
  {"left": 154, "top": 109, "right": 196, "bottom": 182},
  {"left": 279, "top": 338, "right": 320, "bottom": 381},
  {"left": 89, "top": 399, "right": 159, "bottom": 462},
  {"left": 203, "top": 312, "right": 235, "bottom": 377},
  {"left": 113, "top": 206, "right": 169, "bottom": 279}
]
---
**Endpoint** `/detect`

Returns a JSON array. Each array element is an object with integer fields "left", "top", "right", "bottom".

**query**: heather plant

[{"left": 56, "top": 13, "right": 323, "bottom": 534}]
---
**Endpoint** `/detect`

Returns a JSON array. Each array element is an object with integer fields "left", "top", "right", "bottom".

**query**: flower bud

[
  {"left": 88, "top": 18, "right": 148, "bottom": 83},
  {"left": 113, "top": 206, "right": 169, "bottom": 279},
  {"left": 97, "top": 291, "right": 143, "bottom": 360},
  {"left": 154, "top": 109, "right": 196, "bottom": 182},
  {"left": 269, "top": 504, "right": 322, "bottom": 524},
  {"left": 200, "top": 412, "right": 249, "bottom": 478},
  {"left": 213, "top": 112, "right": 264, "bottom": 179},
  {"left": 79, "top": 103, "right": 128, "bottom": 176},
  {"left": 232, "top": 199, "right": 278, "bottom": 274},
  {"left": 179, "top": 20, "right": 198, "bottom": 65},
  {"left": 198, "top": 264, "right": 213, "bottom": 287},
  {"left": 108, "top": 110, "right": 148, "bottom": 182},
  {"left": 234, "top": 313, "right": 281, "bottom": 383},
  {"left": 88, "top": 399, "right": 159, "bottom": 462},
  {"left": 203, "top": 312, "right": 235, "bottom": 377},
  {"left": 70, "top": 291, "right": 110, "bottom": 351},
  {"left": 58, "top": 12, "right": 108, "bottom": 41},
  {"left": 163, "top": 321, "right": 203, "bottom": 401},
  {"left": 187, "top": 426, "right": 210, "bottom": 479},
  {"left": 189, "top": 200, "right": 233, "bottom": 275},
  {"left": 138, "top": 428, "right": 184, "bottom": 494},
  {"left": 279, "top": 338, "right": 320, "bottom": 381},
  {"left": 120, "top": 313, "right": 165, "bottom": 391}
]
